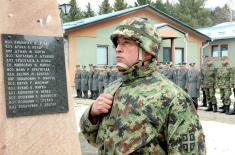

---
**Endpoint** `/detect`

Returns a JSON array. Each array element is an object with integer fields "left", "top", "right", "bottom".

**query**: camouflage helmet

[{"left": 110, "top": 17, "right": 162, "bottom": 57}]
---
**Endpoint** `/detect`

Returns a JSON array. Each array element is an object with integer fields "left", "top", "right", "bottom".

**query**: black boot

[
  {"left": 75, "top": 90, "right": 79, "bottom": 98},
  {"left": 225, "top": 105, "right": 230, "bottom": 115},
  {"left": 220, "top": 106, "right": 226, "bottom": 113},
  {"left": 205, "top": 103, "right": 213, "bottom": 111},
  {"left": 219, "top": 104, "right": 224, "bottom": 109},
  {"left": 200, "top": 90, "right": 207, "bottom": 107},
  {"left": 213, "top": 104, "right": 217, "bottom": 112}
]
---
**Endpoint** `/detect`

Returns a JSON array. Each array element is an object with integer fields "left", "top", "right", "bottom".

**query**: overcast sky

[{"left": 57, "top": 0, "right": 235, "bottom": 12}]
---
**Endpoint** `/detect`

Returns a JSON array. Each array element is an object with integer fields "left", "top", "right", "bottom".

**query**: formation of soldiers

[
  {"left": 74, "top": 64, "right": 122, "bottom": 100},
  {"left": 75, "top": 56, "right": 234, "bottom": 114},
  {"left": 156, "top": 56, "right": 235, "bottom": 115}
]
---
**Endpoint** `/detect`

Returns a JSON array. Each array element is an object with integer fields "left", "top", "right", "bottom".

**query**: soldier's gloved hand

[{"left": 90, "top": 93, "right": 113, "bottom": 117}]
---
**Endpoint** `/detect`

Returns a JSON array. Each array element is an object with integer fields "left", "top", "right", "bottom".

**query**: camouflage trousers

[
  {"left": 204, "top": 87, "right": 217, "bottom": 104},
  {"left": 219, "top": 88, "right": 231, "bottom": 105}
]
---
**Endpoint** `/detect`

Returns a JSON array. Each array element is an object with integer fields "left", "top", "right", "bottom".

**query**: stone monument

[{"left": 0, "top": 0, "right": 81, "bottom": 154}]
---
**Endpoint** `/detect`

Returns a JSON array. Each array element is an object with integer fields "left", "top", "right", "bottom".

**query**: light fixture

[{"left": 59, "top": 3, "right": 71, "bottom": 15}]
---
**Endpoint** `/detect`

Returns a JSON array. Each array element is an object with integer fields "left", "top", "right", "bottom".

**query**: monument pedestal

[{"left": 0, "top": 0, "right": 81, "bottom": 154}]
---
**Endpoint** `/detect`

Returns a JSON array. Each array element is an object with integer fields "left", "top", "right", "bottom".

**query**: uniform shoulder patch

[{"left": 181, "top": 133, "right": 195, "bottom": 153}]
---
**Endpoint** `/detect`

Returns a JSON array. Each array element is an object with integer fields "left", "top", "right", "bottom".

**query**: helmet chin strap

[
  {"left": 138, "top": 47, "right": 143, "bottom": 62},
  {"left": 116, "top": 62, "right": 129, "bottom": 72},
  {"left": 117, "top": 47, "right": 143, "bottom": 72}
]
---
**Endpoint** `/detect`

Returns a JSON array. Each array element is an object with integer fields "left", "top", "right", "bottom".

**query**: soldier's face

[
  {"left": 206, "top": 60, "right": 212, "bottom": 65},
  {"left": 221, "top": 59, "right": 228, "bottom": 64},
  {"left": 115, "top": 37, "right": 139, "bottom": 67}
]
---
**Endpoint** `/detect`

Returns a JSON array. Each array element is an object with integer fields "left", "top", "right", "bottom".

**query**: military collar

[{"left": 121, "top": 60, "right": 156, "bottom": 85}]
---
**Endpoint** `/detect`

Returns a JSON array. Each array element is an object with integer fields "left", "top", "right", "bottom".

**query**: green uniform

[
  {"left": 201, "top": 64, "right": 217, "bottom": 105},
  {"left": 80, "top": 62, "right": 206, "bottom": 155},
  {"left": 216, "top": 63, "right": 233, "bottom": 106}
]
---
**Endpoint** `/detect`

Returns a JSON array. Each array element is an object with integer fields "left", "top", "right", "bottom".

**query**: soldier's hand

[{"left": 90, "top": 93, "right": 113, "bottom": 117}]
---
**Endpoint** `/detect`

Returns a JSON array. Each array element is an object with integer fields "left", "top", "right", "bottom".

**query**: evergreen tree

[
  {"left": 63, "top": 0, "right": 83, "bottom": 22},
  {"left": 98, "top": 0, "right": 113, "bottom": 15},
  {"left": 83, "top": 2, "right": 95, "bottom": 18},
  {"left": 152, "top": 0, "right": 167, "bottom": 12},
  {"left": 135, "top": 0, "right": 153, "bottom": 6},
  {"left": 113, "top": 0, "right": 128, "bottom": 11},
  {"left": 211, "top": 5, "right": 231, "bottom": 25},
  {"left": 174, "top": 0, "right": 212, "bottom": 28}
]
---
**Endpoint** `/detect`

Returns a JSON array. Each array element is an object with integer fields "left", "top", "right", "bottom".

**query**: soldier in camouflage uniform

[
  {"left": 81, "top": 65, "right": 89, "bottom": 98},
  {"left": 74, "top": 65, "right": 82, "bottom": 98},
  {"left": 201, "top": 57, "right": 217, "bottom": 112},
  {"left": 88, "top": 64, "right": 94, "bottom": 99},
  {"left": 186, "top": 63, "right": 201, "bottom": 110},
  {"left": 216, "top": 57, "right": 233, "bottom": 114},
  {"left": 80, "top": 17, "right": 206, "bottom": 154}
]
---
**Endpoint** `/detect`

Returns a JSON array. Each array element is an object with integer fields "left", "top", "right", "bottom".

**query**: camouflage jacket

[
  {"left": 201, "top": 64, "right": 216, "bottom": 88},
  {"left": 80, "top": 62, "right": 206, "bottom": 155},
  {"left": 216, "top": 63, "right": 233, "bottom": 88}
]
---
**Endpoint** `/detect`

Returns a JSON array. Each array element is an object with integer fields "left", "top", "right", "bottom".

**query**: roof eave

[
  {"left": 148, "top": 6, "right": 211, "bottom": 41},
  {"left": 64, "top": 5, "right": 149, "bottom": 32}
]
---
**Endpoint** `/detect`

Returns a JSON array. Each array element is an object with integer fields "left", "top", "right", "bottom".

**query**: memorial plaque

[{"left": 2, "top": 34, "right": 68, "bottom": 117}]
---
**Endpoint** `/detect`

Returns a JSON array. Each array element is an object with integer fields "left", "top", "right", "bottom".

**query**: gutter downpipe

[{"left": 201, "top": 41, "right": 210, "bottom": 66}]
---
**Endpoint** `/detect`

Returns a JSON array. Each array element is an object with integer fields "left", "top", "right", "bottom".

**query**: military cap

[{"left": 221, "top": 56, "right": 228, "bottom": 60}]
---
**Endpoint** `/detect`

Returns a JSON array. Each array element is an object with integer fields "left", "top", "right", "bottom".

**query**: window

[
  {"left": 111, "top": 46, "right": 116, "bottom": 65},
  {"left": 212, "top": 45, "right": 219, "bottom": 57},
  {"left": 163, "top": 47, "right": 171, "bottom": 63},
  {"left": 211, "top": 44, "right": 228, "bottom": 57},
  {"left": 174, "top": 48, "right": 184, "bottom": 64},
  {"left": 97, "top": 46, "right": 108, "bottom": 65},
  {"left": 221, "top": 45, "right": 228, "bottom": 56}
]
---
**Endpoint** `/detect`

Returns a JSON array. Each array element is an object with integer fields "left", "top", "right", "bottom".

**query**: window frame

[
  {"left": 211, "top": 44, "right": 228, "bottom": 57},
  {"left": 96, "top": 45, "right": 108, "bottom": 65}
]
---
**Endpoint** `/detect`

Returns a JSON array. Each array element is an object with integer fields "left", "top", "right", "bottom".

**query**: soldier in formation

[
  {"left": 216, "top": 57, "right": 234, "bottom": 114},
  {"left": 108, "top": 66, "right": 117, "bottom": 83},
  {"left": 92, "top": 66, "right": 99, "bottom": 99},
  {"left": 98, "top": 68, "right": 105, "bottom": 95},
  {"left": 200, "top": 58, "right": 208, "bottom": 107},
  {"left": 74, "top": 65, "right": 82, "bottom": 98},
  {"left": 80, "top": 17, "right": 206, "bottom": 154},
  {"left": 175, "top": 62, "right": 188, "bottom": 91},
  {"left": 201, "top": 57, "right": 217, "bottom": 112},
  {"left": 103, "top": 66, "right": 109, "bottom": 88},
  {"left": 88, "top": 64, "right": 94, "bottom": 99},
  {"left": 81, "top": 65, "right": 89, "bottom": 98},
  {"left": 186, "top": 63, "right": 201, "bottom": 110}
]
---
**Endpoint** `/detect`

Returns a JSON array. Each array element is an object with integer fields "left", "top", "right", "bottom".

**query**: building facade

[
  {"left": 64, "top": 5, "right": 210, "bottom": 86},
  {"left": 198, "top": 22, "right": 235, "bottom": 67}
]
